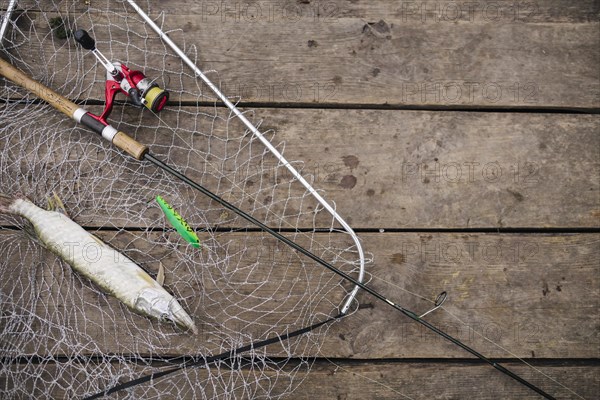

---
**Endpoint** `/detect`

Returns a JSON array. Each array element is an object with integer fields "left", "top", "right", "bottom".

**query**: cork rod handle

[
  {"left": 0, "top": 57, "right": 149, "bottom": 160},
  {"left": 0, "top": 57, "right": 80, "bottom": 116},
  {"left": 113, "top": 131, "right": 148, "bottom": 160}
]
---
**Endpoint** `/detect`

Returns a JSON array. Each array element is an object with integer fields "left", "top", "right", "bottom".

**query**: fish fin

[
  {"left": 47, "top": 191, "right": 69, "bottom": 217},
  {"left": 156, "top": 262, "right": 165, "bottom": 286},
  {"left": 0, "top": 194, "right": 16, "bottom": 214},
  {"left": 22, "top": 220, "right": 45, "bottom": 248},
  {"left": 90, "top": 234, "right": 105, "bottom": 246}
]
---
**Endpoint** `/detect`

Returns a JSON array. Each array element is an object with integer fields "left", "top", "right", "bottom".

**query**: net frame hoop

[{"left": 124, "top": 0, "right": 366, "bottom": 314}]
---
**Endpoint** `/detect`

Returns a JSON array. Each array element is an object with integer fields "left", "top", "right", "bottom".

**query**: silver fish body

[{"left": 3, "top": 196, "right": 197, "bottom": 334}]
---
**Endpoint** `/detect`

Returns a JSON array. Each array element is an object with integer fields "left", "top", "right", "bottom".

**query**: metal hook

[{"left": 419, "top": 291, "right": 447, "bottom": 318}]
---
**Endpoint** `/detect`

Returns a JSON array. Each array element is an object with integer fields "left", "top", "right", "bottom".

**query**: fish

[{"left": 0, "top": 193, "right": 198, "bottom": 334}]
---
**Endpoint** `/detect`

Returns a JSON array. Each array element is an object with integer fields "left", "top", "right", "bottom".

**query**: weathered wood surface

[
  {"left": 4, "top": 0, "right": 599, "bottom": 108},
  {"left": 1, "top": 360, "right": 597, "bottom": 399},
  {"left": 1, "top": 107, "right": 598, "bottom": 229},
  {"left": 1, "top": 1, "right": 598, "bottom": 399},
  {"left": 2, "top": 231, "right": 597, "bottom": 359}
]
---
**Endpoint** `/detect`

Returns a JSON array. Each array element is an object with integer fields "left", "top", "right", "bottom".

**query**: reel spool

[{"left": 74, "top": 29, "right": 168, "bottom": 124}]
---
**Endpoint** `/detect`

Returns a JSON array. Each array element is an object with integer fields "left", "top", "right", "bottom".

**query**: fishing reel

[{"left": 74, "top": 29, "right": 168, "bottom": 125}]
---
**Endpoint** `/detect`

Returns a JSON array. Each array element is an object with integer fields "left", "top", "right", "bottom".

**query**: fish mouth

[{"left": 168, "top": 300, "right": 198, "bottom": 335}]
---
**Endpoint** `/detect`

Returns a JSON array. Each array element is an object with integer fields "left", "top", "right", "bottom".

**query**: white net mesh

[{"left": 0, "top": 1, "right": 369, "bottom": 398}]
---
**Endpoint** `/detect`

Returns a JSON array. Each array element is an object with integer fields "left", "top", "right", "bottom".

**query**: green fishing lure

[{"left": 156, "top": 195, "right": 201, "bottom": 249}]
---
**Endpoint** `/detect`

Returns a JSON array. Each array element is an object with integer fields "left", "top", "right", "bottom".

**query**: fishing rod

[
  {"left": 0, "top": 57, "right": 556, "bottom": 399},
  {"left": 84, "top": 313, "right": 343, "bottom": 399},
  {"left": 124, "top": 0, "right": 367, "bottom": 316},
  {"left": 71, "top": 26, "right": 364, "bottom": 316}
]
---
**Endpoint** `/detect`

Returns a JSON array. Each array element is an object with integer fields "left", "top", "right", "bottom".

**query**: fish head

[{"left": 135, "top": 288, "right": 198, "bottom": 334}]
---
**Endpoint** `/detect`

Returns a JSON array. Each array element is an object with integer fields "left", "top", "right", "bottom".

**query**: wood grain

[
  {"left": 1, "top": 2, "right": 597, "bottom": 399},
  {"left": 1, "top": 107, "right": 597, "bottom": 229},
  {"left": 1, "top": 231, "right": 596, "bottom": 359},
  {"left": 1, "top": 359, "right": 597, "bottom": 399},
  {"left": 4, "top": 0, "right": 599, "bottom": 108},
  {"left": 0, "top": 57, "right": 80, "bottom": 117}
]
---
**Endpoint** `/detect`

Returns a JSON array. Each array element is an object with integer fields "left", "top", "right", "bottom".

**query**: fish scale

[{"left": 2, "top": 195, "right": 198, "bottom": 334}]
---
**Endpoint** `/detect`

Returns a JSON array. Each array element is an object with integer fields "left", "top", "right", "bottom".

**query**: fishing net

[{"left": 0, "top": 0, "right": 369, "bottom": 398}]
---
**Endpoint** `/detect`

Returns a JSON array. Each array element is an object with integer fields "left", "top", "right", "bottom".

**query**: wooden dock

[{"left": 1, "top": 0, "right": 598, "bottom": 399}]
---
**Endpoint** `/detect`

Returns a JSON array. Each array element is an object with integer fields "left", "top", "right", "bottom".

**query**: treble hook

[{"left": 419, "top": 291, "right": 448, "bottom": 318}]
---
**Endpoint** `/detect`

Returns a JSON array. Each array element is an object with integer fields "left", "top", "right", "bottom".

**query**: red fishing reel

[{"left": 74, "top": 29, "right": 168, "bottom": 125}]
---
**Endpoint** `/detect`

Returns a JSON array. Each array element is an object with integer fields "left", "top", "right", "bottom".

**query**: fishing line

[
  {"left": 322, "top": 356, "right": 417, "bottom": 400},
  {"left": 442, "top": 306, "right": 587, "bottom": 400},
  {"left": 370, "top": 272, "right": 585, "bottom": 399},
  {"left": 123, "top": 0, "right": 367, "bottom": 316},
  {"left": 147, "top": 103, "right": 366, "bottom": 276},
  {"left": 0, "top": 32, "right": 556, "bottom": 400},
  {"left": 0, "top": 7, "right": 559, "bottom": 399}
]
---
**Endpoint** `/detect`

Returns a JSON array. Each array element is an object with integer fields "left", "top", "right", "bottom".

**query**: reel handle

[{"left": 74, "top": 29, "right": 96, "bottom": 50}]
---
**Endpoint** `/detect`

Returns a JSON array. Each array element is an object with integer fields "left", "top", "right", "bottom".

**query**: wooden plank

[
  {"left": 1, "top": 107, "right": 598, "bottom": 228},
  {"left": 1, "top": 231, "right": 597, "bottom": 359},
  {"left": 0, "top": 229, "right": 354, "bottom": 358},
  {"left": 331, "top": 232, "right": 600, "bottom": 359},
  {"left": 23, "top": 0, "right": 600, "bottom": 22},
  {"left": 3, "top": 0, "right": 598, "bottom": 108},
  {"left": 1, "top": 360, "right": 597, "bottom": 399}
]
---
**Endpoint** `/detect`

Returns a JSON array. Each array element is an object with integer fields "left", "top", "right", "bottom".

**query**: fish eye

[{"left": 161, "top": 314, "right": 178, "bottom": 326}]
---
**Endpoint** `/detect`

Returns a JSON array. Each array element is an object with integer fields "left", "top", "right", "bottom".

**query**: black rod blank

[{"left": 144, "top": 153, "right": 555, "bottom": 400}]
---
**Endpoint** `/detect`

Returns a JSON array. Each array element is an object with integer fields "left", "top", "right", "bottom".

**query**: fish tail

[
  {"left": 0, "top": 193, "right": 27, "bottom": 215},
  {"left": 0, "top": 194, "right": 16, "bottom": 214}
]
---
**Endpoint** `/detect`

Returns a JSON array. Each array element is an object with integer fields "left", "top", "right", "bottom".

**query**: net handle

[
  {"left": 0, "top": 0, "right": 17, "bottom": 44},
  {"left": 125, "top": 0, "right": 366, "bottom": 314}
]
